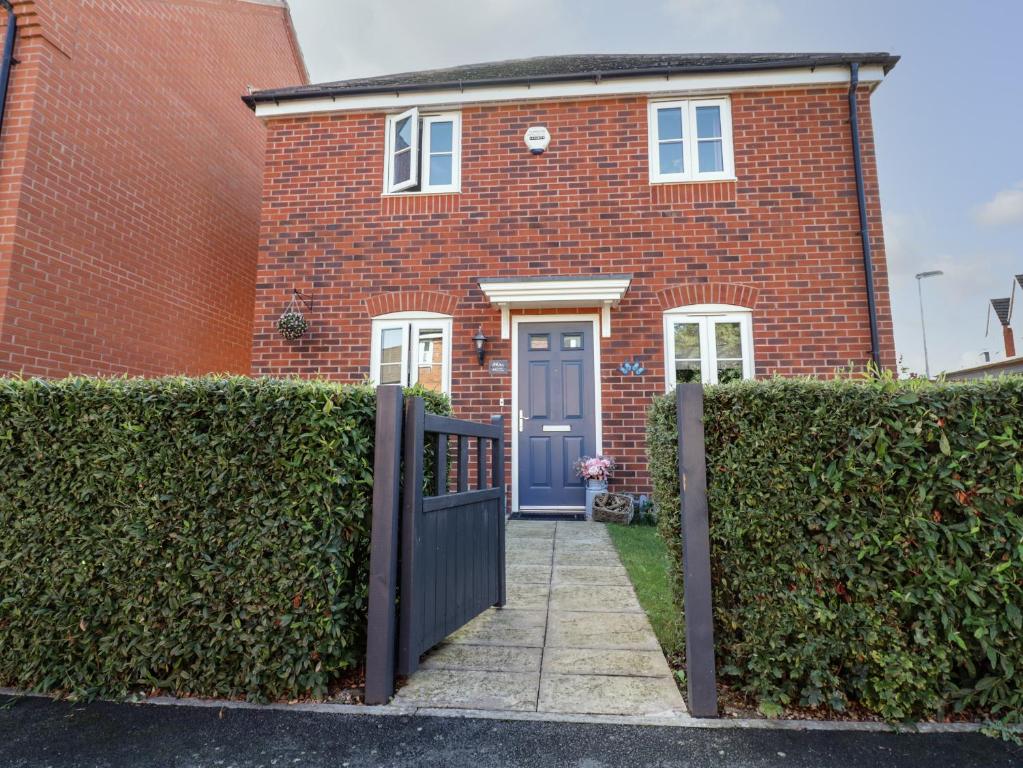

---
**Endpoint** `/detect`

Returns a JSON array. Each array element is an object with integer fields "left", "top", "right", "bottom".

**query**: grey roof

[
  {"left": 991, "top": 298, "right": 1011, "bottom": 326},
  {"left": 1016, "top": 274, "right": 1023, "bottom": 290},
  {"left": 244, "top": 52, "right": 899, "bottom": 107}
]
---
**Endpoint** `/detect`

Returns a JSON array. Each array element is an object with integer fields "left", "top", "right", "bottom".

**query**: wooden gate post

[
  {"left": 676, "top": 383, "right": 719, "bottom": 717},
  {"left": 491, "top": 414, "right": 506, "bottom": 607},
  {"left": 397, "top": 396, "right": 426, "bottom": 677},
  {"left": 364, "top": 385, "right": 404, "bottom": 705}
]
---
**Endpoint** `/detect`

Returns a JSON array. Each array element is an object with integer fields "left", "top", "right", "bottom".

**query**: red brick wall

[
  {"left": 252, "top": 86, "right": 896, "bottom": 495},
  {"left": 0, "top": 0, "right": 306, "bottom": 377}
]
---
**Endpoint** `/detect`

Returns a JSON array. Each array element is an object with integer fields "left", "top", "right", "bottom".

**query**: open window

[
  {"left": 385, "top": 107, "right": 419, "bottom": 192},
  {"left": 648, "top": 97, "right": 734, "bottom": 183},
  {"left": 663, "top": 304, "right": 753, "bottom": 387},
  {"left": 384, "top": 109, "right": 461, "bottom": 194},
  {"left": 370, "top": 312, "right": 453, "bottom": 393}
]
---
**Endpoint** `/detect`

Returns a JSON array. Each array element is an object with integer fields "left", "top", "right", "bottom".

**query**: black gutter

[
  {"left": 0, "top": 0, "right": 15, "bottom": 141},
  {"left": 243, "top": 54, "right": 900, "bottom": 108},
  {"left": 848, "top": 62, "right": 882, "bottom": 371}
]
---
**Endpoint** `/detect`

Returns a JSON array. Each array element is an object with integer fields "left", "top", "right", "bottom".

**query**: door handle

[{"left": 518, "top": 409, "right": 529, "bottom": 432}]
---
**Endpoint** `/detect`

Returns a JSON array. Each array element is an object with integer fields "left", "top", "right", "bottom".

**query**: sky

[{"left": 284, "top": 0, "right": 1023, "bottom": 376}]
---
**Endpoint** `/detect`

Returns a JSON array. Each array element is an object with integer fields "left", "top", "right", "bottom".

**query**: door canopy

[{"left": 478, "top": 275, "right": 632, "bottom": 338}]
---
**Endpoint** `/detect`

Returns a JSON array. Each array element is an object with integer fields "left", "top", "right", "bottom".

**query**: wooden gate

[{"left": 365, "top": 385, "right": 505, "bottom": 704}]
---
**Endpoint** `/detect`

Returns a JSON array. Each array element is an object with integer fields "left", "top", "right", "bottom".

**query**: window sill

[
  {"left": 648, "top": 177, "right": 737, "bottom": 186},
  {"left": 380, "top": 189, "right": 461, "bottom": 197}
]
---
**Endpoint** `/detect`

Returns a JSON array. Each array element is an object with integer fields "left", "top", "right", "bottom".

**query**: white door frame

[{"left": 510, "top": 313, "right": 603, "bottom": 513}]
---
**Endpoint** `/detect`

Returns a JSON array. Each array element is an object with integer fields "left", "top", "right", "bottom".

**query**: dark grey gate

[{"left": 365, "top": 386, "right": 505, "bottom": 704}]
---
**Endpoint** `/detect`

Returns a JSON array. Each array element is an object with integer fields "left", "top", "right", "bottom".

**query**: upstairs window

[
  {"left": 663, "top": 305, "right": 753, "bottom": 387},
  {"left": 383, "top": 108, "right": 461, "bottom": 194},
  {"left": 648, "top": 98, "right": 734, "bottom": 183},
  {"left": 370, "top": 312, "right": 452, "bottom": 393}
]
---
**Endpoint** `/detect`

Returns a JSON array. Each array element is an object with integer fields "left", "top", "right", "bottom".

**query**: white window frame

[
  {"left": 383, "top": 109, "right": 461, "bottom": 195},
  {"left": 648, "top": 97, "right": 735, "bottom": 184},
  {"left": 384, "top": 107, "right": 420, "bottom": 193},
  {"left": 421, "top": 113, "right": 461, "bottom": 193},
  {"left": 369, "top": 311, "right": 453, "bottom": 393},
  {"left": 663, "top": 304, "right": 754, "bottom": 389}
]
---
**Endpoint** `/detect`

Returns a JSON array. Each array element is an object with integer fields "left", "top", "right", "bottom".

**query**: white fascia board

[
  {"left": 253, "top": 65, "right": 886, "bottom": 119},
  {"left": 478, "top": 278, "right": 632, "bottom": 308}
]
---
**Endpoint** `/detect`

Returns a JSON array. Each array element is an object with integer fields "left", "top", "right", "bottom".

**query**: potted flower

[{"left": 574, "top": 455, "right": 616, "bottom": 521}]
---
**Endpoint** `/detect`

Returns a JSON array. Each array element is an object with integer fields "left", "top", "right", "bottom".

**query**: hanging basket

[
  {"left": 277, "top": 311, "right": 308, "bottom": 340},
  {"left": 277, "top": 292, "right": 310, "bottom": 340}
]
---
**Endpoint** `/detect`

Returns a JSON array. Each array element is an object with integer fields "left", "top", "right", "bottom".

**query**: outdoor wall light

[{"left": 472, "top": 325, "right": 488, "bottom": 366}]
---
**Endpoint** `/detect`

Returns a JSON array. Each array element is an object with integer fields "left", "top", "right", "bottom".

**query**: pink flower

[{"left": 574, "top": 454, "right": 616, "bottom": 481}]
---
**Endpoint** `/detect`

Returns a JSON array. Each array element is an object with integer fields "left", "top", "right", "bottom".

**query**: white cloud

[{"left": 974, "top": 181, "right": 1023, "bottom": 227}]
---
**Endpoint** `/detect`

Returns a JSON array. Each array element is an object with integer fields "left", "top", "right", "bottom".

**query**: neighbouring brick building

[
  {"left": 246, "top": 53, "right": 899, "bottom": 508},
  {"left": 0, "top": 0, "right": 306, "bottom": 377}
]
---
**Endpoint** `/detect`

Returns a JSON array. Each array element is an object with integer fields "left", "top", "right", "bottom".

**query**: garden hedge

[
  {"left": 0, "top": 377, "right": 449, "bottom": 701},
  {"left": 648, "top": 377, "right": 1023, "bottom": 720}
]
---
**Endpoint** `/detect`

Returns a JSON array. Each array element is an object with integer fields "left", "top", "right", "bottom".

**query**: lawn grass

[{"left": 606, "top": 523, "right": 684, "bottom": 658}]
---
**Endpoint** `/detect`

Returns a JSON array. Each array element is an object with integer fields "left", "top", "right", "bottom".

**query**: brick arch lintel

[
  {"left": 365, "top": 290, "right": 459, "bottom": 318},
  {"left": 656, "top": 282, "right": 760, "bottom": 312}
]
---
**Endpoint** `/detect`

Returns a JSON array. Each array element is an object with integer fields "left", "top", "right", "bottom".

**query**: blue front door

[{"left": 517, "top": 321, "right": 597, "bottom": 509}]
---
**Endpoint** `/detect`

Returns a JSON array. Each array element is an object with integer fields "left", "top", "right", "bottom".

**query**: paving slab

[
  {"left": 550, "top": 584, "right": 643, "bottom": 613},
  {"left": 556, "top": 526, "right": 611, "bottom": 541},
  {"left": 554, "top": 538, "right": 619, "bottom": 552},
  {"left": 444, "top": 625, "right": 546, "bottom": 647},
  {"left": 541, "top": 648, "right": 675, "bottom": 678},
  {"left": 507, "top": 564, "right": 552, "bottom": 584},
  {"left": 420, "top": 644, "right": 543, "bottom": 673},
  {"left": 505, "top": 582, "right": 550, "bottom": 610},
  {"left": 538, "top": 673, "right": 686, "bottom": 716},
  {"left": 552, "top": 565, "right": 631, "bottom": 585},
  {"left": 507, "top": 522, "right": 557, "bottom": 537},
  {"left": 506, "top": 547, "right": 555, "bottom": 565},
  {"left": 395, "top": 520, "right": 685, "bottom": 718},
  {"left": 554, "top": 543, "right": 620, "bottom": 557},
  {"left": 466, "top": 608, "right": 548, "bottom": 629},
  {"left": 546, "top": 611, "right": 662, "bottom": 650},
  {"left": 392, "top": 669, "right": 539, "bottom": 711},
  {"left": 555, "top": 550, "right": 627, "bottom": 567},
  {"left": 503, "top": 535, "right": 552, "bottom": 548}
]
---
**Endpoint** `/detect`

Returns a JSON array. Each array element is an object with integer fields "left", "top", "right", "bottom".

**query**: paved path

[
  {"left": 391, "top": 520, "right": 686, "bottom": 717},
  {"left": 2, "top": 695, "right": 1020, "bottom": 768}
]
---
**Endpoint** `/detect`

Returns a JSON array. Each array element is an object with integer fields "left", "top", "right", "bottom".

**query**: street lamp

[{"left": 915, "top": 270, "right": 944, "bottom": 379}]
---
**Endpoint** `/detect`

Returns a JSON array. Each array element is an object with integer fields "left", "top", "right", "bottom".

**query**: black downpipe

[
  {"left": 848, "top": 62, "right": 882, "bottom": 370},
  {"left": 0, "top": 0, "right": 15, "bottom": 142}
]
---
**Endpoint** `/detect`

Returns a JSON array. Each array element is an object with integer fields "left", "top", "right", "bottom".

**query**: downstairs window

[
  {"left": 370, "top": 312, "right": 452, "bottom": 393},
  {"left": 663, "top": 305, "right": 754, "bottom": 387}
]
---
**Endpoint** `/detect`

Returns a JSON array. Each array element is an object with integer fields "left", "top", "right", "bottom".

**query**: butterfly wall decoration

[{"left": 619, "top": 358, "right": 645, "bottom": 376}]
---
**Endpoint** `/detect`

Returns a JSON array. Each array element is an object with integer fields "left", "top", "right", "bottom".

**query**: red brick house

[
  {"left": 0, "top": 0, "right": 306, "bottom": 377},
  {"left": 246, "top": 53, "right": 899, "bottom": 510}
]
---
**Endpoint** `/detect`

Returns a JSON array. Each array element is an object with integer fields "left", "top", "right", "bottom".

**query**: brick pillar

[{"left": 1003, "top": 325, "right": 1017, "bottom": 359}]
